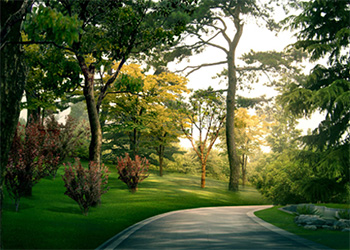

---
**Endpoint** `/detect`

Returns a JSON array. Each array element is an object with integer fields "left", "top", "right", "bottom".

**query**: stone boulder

[{"left": 294, "top": 215, "right": 326, "bottom": 227}]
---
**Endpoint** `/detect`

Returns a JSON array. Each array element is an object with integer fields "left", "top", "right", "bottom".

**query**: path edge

[{"left": 247, "top": 206, "right": 333, "bottom": 250}]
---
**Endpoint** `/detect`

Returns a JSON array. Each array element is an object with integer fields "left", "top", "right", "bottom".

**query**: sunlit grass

[{"left": 2, "top": 165, "right": 269, "bottom": 250}]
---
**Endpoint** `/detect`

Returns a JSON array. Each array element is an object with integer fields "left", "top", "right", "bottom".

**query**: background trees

[
  {"left": 23, "top": 0, "right": 197, "bottom": 164},
  {"left": 276, "top": 0, "right": 350, "bottom": 202},
  {"left": 176, "top": 0, "right": 304, "bottom": 191},
  {"left": 101, "top": 63, "right": 189, "bottom": 171},
  {"left": 176, "top": 88, "right": 226, "bottom": 188}
]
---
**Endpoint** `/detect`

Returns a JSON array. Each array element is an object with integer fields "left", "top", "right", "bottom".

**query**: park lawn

[
  {"left": 2, "top": 165, "right": 269, "bottom": 250},
  {"left": 255, "top": 206, "right": 350, "bottom": 250}
]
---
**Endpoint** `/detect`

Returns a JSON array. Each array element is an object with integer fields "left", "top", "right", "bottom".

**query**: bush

[
  {"left": 296, "top": 205, "right": 321, "bottom": 216},
  {"left": 335, "top": 209, "right": 350, "bottom": 220},
  {"left": 116, "top": 153, "right": 149, "bottom": 193},
  {"left": 62, "top": 159, "right": 109, "bottom": 215},
  {"left": 5, "top": 120, "right": 48, "bottom": 211}
]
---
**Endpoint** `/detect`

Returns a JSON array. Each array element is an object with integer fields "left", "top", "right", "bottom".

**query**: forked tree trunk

[
  {"left": 84, "top": 79, "right": 102, "bottom": 164},
  {"left": 77, "top": 59, "right": 102, "bottom": 164}
]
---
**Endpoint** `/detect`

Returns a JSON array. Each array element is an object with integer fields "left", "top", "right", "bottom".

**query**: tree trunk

[
  {"left": 226, "top": 64, "right": 240, "bottom": 191},
  {"left": 81, "top": 65, "right": 102, "bottom": 164},
  {"left": 201, "top": 161, "right": 206, "bottom": 188},
  {"left": 227, "top": 5, "right": 243, "bottom": 192},
  {"left": 241, "top": 154, "right": 247, "bottom": 187},
  {"left": 1, "top": 1, "right": 28, "bottom": 248},
  {"left": 158, "top": 145, "right": 164, "bottom": 177}
]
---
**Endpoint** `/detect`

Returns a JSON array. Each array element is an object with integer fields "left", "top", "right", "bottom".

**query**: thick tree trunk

[
  {"left": 227, "top": 6, "right": 243, "bottom": 192},
  {"left": 0, "top": 1, "right": 28, "bottom": 248},
  {"left": 84, "top": 83, "right": 102, "bottom": 164},
  {"left": 82, "top": 65, "right": 102, "bottom": 164},
  {"left": 76, "top": 55, "right": 102, "bottom": 164},
  {"left": 226, "top": 62, "right": 240, "bottom": 191}
]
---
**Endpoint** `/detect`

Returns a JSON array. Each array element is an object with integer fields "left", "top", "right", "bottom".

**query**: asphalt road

[{"left": 97, "top": 205, "right": 331, "bottom": 250}]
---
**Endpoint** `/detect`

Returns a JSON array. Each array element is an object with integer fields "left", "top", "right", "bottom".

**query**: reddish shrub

[
  {"left": 116, "top": 153, "right": 149, "bottom": 193},
  {"left": 62, "top": 159, "right": 109, "bottom": 215}
]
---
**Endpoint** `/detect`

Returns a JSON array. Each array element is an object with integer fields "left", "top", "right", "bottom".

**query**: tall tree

[
  {"left": 176, "top": 88, "right": 226, "bottom": 188},
  {"left": 278, "top": 0, "right": 350, "bottom": 200},
  {"left": 1, "top": 2, "right": 34, "bottom": 245},
  {"left": 280, "top": 0, "right": 350, "bottom": 149},
  {"left": 23, "top": 0, "right": 197, "bottom": 164},
  {"left": 177, "top": 0, "right": 302, "bottom": 191}
]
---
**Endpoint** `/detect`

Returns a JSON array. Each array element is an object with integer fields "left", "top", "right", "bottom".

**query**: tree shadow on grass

[{"left": 47, "top": 206, "right": 83, "bottom": 215}]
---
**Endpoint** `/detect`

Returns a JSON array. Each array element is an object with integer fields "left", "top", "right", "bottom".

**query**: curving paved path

[{"left": 96, "top": 205, "right": 331, "bottom": 250}]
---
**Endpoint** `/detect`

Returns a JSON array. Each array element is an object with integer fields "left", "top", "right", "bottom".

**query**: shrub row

[{"left": 5, "top": 118, "right": 149, "bottom": 214}]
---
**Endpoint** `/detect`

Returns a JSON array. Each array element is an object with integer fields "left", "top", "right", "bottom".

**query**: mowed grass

[
  {"left": 255, "top": 206, "right": 350, "bottom": 250},
  {"left": 2, "top": 165, "right": 269, "bottom": 250}
]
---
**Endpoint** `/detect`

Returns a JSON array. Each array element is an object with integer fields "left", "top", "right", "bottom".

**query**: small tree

[
  {"left": 176, "top": 88, "right": 226, "bottom": 188},
  {"left": 116, "top": 153, "right": 149, "bottom": 193},
  {"left": 62, "top": 159, "right": 109, "bottom": 216}
]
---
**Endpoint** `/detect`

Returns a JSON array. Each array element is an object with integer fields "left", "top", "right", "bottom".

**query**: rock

[
  {"left": 339, "top": 219, "right": 350, "bottom": 227},
  {"left": 294, "top": 215, "right": 326, "bottom": 226},
  {"left": 324, "top": 219, "right": 335, "bottom": 226},
  {"left": 342, "top": 228, "right": 350, "bottom": 232},
  {"left": 322, "top": 225, "right": 332, "bottom": 230},
  {"left": 334, "top": 220, "right": 348, "bottom": 229},
  {"left": 304, "top": 225, "right": 317, "bottom": 230}
]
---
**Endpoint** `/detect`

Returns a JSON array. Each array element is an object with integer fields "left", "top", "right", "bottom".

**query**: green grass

[
  {"left": 2, "top": 166, "right": 269, "bottom": 250},
  {"left": 255, "top": 206, "right": 350, "bottom": 250}
]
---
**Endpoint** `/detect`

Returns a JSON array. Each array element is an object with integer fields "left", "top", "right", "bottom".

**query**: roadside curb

[
  {"left": 95, "top": 209, "right": 183, "bottom": 250},
  {"left": 247, "top": 206, "right": 333, "bottom": 250}
]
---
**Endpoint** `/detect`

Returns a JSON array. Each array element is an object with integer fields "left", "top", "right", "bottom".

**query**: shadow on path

[{"left": 96, "top": 205, "right": 332, "bottom": 250}]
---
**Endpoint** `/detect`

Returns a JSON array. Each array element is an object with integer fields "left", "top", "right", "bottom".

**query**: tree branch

[
  {"left": 12, "top": 40, "right": 77, "bottom": 53},
  {"left": 176, "top": 61, "right": 227, "bottom": 77},
  {"left": 0, "top": 0, "right": 34, "bottom": 50}
]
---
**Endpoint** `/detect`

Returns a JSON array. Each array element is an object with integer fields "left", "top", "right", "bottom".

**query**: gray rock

[
  {"left": 322, "top": 225, "right": 332, "bottom": 230},
  {"left": 324, "top": 219, "right": 336, "bottom": 226},
  {"left": 341, "top": 228, "right": 350, "bottom": 232},
  {"left": 339, "top": 219, "right": 350, "bottom": 227},
  {"left": 295, "top": 215, "right": 326, "bottom": 226},
  {"left": 304, "top": 225, "right": 317, "bottom": 230},
  {"left": 334, "top": 220, "right": 348, "bottom": 229}
]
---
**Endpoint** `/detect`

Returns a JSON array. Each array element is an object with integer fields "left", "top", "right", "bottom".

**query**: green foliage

[
  {"left": 24, "top": 5, "right": 83, "bottom": 46},
  {"left": 335, "top": 209, "right": 350, "bottom": 220},
  {"left": 280, "top": 0, "right": 350, "bottom": 149},
  {"left": 296, "top": 205, "right": 321, "bottom": 216}
]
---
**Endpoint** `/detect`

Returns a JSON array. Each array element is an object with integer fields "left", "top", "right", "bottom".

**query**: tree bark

[
  {"left": 158, "top": 145, "right": 164, "bottom": 177},
  {"left": 77, "top": 57, "right": 102, "bottom": 164},
  {"left": 201, "top": 161, "right": 206, "bottom": 188},
  {"left": 227, "top": 5, "right": 243, "bottom": 192},
  {"left": 0, "top": 1, "right": 28, "bottom": 248}
]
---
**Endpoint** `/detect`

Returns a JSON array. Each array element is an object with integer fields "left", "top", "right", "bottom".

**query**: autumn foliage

[
  {"left": 5, "top": 118, "right": 59, "bottom": 211},
  {"left": 62, "top": 159, "right": 109, "bottom": 215},
  {"left": 116, "top": 153, "right": 149, "bottom": 193}
]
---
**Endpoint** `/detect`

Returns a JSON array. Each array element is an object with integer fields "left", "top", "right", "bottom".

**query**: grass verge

[
  {"left": 2, "top": 166, "right": 269, "bottom": 250},
  {"left": 255, "top": 206, "right": 350, "bottom": 250}
]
